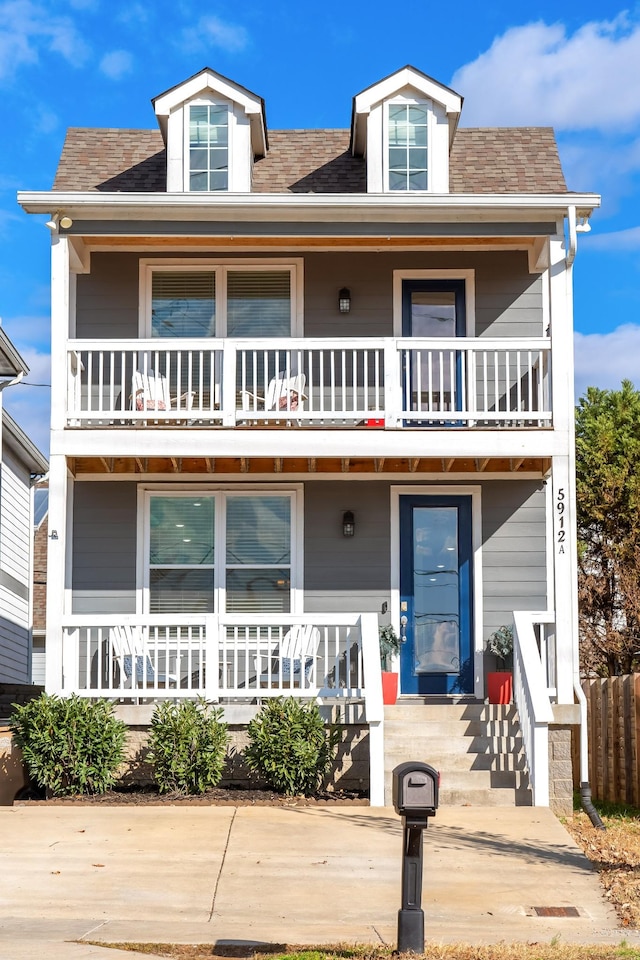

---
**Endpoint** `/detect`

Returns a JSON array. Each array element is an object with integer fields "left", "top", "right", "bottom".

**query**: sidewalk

[{"left": 0, "top": 804, "right": 636, "bottom": 958}]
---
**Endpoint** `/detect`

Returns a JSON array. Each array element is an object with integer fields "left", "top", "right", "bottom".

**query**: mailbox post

[{"left": 392, "top": 761, "right": 439, "bottom": 954}]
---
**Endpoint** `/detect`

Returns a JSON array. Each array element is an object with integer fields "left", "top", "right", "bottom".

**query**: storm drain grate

[{"left": 531, "top": 906, "right": 581, "bottom": 917}]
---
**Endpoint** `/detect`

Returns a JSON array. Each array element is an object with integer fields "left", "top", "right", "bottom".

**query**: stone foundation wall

[
  {"left": 548, "top": 725, "right": 574, "bottom": 817},
  {"left": 120, "top": 722, "right": 370, "bottom": 794}
]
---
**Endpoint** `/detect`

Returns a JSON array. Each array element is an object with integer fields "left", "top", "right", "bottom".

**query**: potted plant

[
  {"left": 486, "top": 624, "right": 513, "bottom": 704},
  {"left": 379, "top": 624, "right": 401, "bottom": 705}
]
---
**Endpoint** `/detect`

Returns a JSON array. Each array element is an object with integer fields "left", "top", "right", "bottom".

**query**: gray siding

[
  {"left": 0, "top": 449, "right": 32, "bottom": 683},
  {"left": 76, "top": 250, "right": 543, "bottom": 341},
  {"left": 72, "top": 482, "right": 137, "bottom": 614},
  {"left": 480, "top": 480, "right": 547, "bottom": 637},
  {"left": 304, "top": 481, "right": 390, "bottom": 614},
  {"left": 69, "top": 479, "right": 547, "bottom": 629}
]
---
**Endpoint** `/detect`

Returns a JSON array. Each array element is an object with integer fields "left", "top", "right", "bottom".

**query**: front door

[{"left": 399, "top": 495, "right": 473, "bottom": 695}]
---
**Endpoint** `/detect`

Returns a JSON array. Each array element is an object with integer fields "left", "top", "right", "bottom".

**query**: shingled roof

[{"left": 53, "top": 126, "right": 567, "bottom": 194}]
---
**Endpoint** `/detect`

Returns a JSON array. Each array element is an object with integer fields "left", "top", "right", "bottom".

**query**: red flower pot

[
  {"left": 487, "top": 671, "right": 512, "bottom": 705},
  {"left": 382, "top": 671, "right": 398, "bottom": 705}
]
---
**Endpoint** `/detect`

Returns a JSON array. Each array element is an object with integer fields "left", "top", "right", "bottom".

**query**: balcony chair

[
  {"left": 254, "top": 623, "right": 321, "bottom": 689},
  {"left": 110, "top": 624, "right": 179, "bottom": 690},
  {"left": 241, "top": 373, "right": 307, "bottom": 423},
  {"left": 131, "top": 370, "right": 195, "bottom": 419}
]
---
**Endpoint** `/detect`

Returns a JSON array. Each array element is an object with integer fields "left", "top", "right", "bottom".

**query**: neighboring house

[
  {"left": 31, "top": 481, "right": 48, "bottom": 685},
  {"left": 18, "top": 65, "right": 599, "bottom": 810},
  {"left": 0, "top": 335, "right": 48, "bottom": 683}
]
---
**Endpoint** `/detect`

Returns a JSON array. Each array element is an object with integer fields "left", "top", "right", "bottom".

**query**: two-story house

[{"left": 18, "top": 65, "right": 599, "bottom": 811}]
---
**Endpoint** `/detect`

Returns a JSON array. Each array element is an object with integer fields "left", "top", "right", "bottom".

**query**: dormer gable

[
  {"left": 350, "top": 66, "right": 462, "bottom": 194},
  {"left": 152, "top": 68, "right": 267, "bottom": 193}
]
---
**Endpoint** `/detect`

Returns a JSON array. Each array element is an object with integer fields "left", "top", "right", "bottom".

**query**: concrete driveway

[{"left": 0, "top": 803, "right": 635, "bottom": 958}]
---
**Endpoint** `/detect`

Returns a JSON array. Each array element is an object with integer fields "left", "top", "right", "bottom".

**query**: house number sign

[{"left": 556, "top": 487, "right": 566, "bottom": 554}]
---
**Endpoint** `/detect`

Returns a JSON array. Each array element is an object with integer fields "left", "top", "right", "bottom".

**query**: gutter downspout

[{"left": 574, "top": 678, "right": 605, "bottom": 830}]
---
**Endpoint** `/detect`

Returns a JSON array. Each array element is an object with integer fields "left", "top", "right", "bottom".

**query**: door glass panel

[
  {"left": 410, "top": 290, "right": 456, "bottom": 407},
  {"left": 412, "top": 506, "right": 460, "bottom": 674}
]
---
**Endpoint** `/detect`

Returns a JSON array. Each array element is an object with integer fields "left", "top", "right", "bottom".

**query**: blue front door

[{"left": 399, "top": 495, "right": 473, "bottom": 695}]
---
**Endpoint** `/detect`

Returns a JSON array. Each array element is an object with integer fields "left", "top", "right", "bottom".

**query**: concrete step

[{"left": 382, "top": 699, "right": 531, "bottom": 807}]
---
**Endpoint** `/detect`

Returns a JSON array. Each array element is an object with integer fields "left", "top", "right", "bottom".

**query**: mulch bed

[{"left": 15, "top": 784, "right": 369, "bottom": 807}]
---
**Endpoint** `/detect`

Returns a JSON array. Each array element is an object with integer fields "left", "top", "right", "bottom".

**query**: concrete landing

[{"left": 0, "top": 804, "right": 635, "bottom": 957}]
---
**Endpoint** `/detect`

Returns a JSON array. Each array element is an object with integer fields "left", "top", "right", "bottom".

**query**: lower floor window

[{"left": 147, "top": 491, "right": 294, "bottom": 614}]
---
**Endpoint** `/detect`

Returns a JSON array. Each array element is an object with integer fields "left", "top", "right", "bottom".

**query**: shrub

[
  {"left": 147, "top": 699, "right": 229, "bottom": 794},
  {"left": 245, "top": 697, "right": 340, "bottom": 796},
  {"left": 10, "top": 693, "right": 127, "bottom": 796}
]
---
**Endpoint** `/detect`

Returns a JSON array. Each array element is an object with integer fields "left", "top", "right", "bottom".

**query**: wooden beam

[
  {"left": 375, "top": 458, "right": 385, "bottom": 473},
  {"left": 241, "top": 458, "right": 249, "bottom": 473},
  {"left": 443, "top": 458, "right": 455, "bottom": 472},
  {"left": 307, "top": 458, "right": 316, "bottom": 473},
  {"left": 475, "top": 458, "right": 490, "bottom": 472},
  {"left": 274, "top": 458, "right": 283, "bottom": 473},
  {"left": 170, "top": 457, "right": 181, "bottom": 473},
  {"left": 341, "top": 458, "right": 350, "bottom": 473},
  {"left": 409, "top": 458, "right": 420, "bottom": 473},
  {"left": 99, "top": 457, "right": 111, "bottom": 473},
  {"left": 510, "top": 458, "right": 525, "bottom": 471},
  {"left": 205, "top": 458, "right": 215, "bottom": 473}
]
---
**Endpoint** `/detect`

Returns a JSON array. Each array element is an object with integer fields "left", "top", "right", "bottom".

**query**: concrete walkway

[{"left": 0, "top": 804, "right": 636, "bottom": 958}]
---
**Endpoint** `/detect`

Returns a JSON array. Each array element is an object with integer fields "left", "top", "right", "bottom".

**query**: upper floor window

[
  {"left": 141, "top": 259, "right": 303, "bottom": 338},
  {"left": 189, "top": 103, "right": 229, "bottom": 192},
  {"left": 387, "top": 101, "right": 429, "bottom": 192}
]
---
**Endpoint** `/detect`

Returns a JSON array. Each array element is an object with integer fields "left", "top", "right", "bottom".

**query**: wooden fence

[{"left": 578, "top": 675, "right": 640, "bottom": 805}]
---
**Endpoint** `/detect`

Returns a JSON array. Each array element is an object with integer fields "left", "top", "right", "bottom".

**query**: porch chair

[
  {"left": 254, "top": 624, "right": 321, "bottom": 689},
  {"left": 241, "top": 373, "right": 307, "bottom": 421},
  {"left": 110, "top": 624, "right": 179, "bottom": 689},
  {"left": 131, "top": 370, "right": 195, "bottom": 418}
]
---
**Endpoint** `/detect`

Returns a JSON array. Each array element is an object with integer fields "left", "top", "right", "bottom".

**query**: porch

[
  {"left": 53, "top": 610, "right": 559, "bottom": 807},
  {"left": 66, "top": 336, "right": 552, "bottom": 430}
]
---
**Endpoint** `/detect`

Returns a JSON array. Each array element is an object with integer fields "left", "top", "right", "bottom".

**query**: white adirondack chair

[
  {"left": 241, "top": 373, "right": 307, "bottom": 420},
  {"left": 131, "top": 370, "right": 195, "bottom": 418},
  {"left": 110, "top": 624, "right": 179, "bottom": 689},
  {"left": 254, "top": 624, "right": 320, "bottom": 689}
]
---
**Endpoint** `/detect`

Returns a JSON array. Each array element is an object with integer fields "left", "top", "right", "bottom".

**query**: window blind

[
  {"left": 151, "top": 272, "right": 216, "bottom": 338},
  {"left": 227, "top": 271, "right": 290, "bottom": 337}
]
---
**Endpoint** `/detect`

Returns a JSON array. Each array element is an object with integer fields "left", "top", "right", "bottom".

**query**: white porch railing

[
  {"left": 67, "top": 336, "right": 552, "bottom": 428},
  {"left": 58, "top": 612, "right": 385, "bottom": 804},
  {"left": 512, "top": 611, "right": 555, "bottom": 806}
]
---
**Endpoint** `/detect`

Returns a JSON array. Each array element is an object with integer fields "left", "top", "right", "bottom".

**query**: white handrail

[{"left": 512, "top": 610, "right": 555, "bottom": 806}]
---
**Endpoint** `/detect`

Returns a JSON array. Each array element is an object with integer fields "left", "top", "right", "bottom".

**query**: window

[
  {"left": 189, "top": 103, "right": 228, "bottom": 192},
  {"left": 388, "top": 102, "right": 428, "bottom": 191},
  {"left": 142, "top": 260, "right": 302, "bottom": 338},
  {"left": 144, "top": 490, "right": 298, "bottom": 614}
]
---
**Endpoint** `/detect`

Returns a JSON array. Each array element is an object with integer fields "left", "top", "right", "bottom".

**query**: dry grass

[
  {"left": 86, "top": 945, "right": 640, "bottom": 959},
  {"left": 565, "top": 808, "right": 640, "bottom": 928}
]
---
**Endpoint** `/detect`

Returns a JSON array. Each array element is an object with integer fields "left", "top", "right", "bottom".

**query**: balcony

[{"left": 66, "top": 337, "right": 552, "bottom": 430}]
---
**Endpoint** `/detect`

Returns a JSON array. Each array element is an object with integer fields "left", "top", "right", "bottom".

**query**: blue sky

[{"left": 2, "top": 0, "right": 640, "bottom": 455}]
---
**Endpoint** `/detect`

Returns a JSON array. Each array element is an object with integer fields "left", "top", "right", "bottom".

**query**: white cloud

[
  {"left": 99, "top": 49, "right": 133, "bottom": 80},
  {"left": 583, "top": 225, "right": 640, "bottom": 250},
  {"left": 180, "top": 15, "right": 248, "bottom": 54},
  {"left": 574, "top": 324, "right": 640, "bottom": 398},
  {"left": 0, "top": 0, "right": 90, "bottom": 80},
  {"left": 452, "top": 15, "right": 640, "bottom": 132}
]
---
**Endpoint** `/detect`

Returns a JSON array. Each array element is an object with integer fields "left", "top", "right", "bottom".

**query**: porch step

[{"left": 383, "top": 701, "right": 532, "bottom": 807}]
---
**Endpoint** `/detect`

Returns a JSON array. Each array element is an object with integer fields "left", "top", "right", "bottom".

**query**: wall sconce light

[
  {"left": 338, "top": 288, "right": 351, "bottom": 313},
  {"left": 342, "top": 510, "right": 355, "bottom": 537}
]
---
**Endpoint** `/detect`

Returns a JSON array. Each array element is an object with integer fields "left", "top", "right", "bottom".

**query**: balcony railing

[{"left": 67, "top": 336, "right": 552, "bottom": 429}]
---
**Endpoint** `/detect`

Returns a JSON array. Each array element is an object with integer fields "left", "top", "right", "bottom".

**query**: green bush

[
  {"left": 10, "top": 693, "right": 127, "bottom": 796},
  {"left": 147, "top": 699, "right": 229, "bottom": 794},
  {"left": 245, "top": 697, "right": 340, "bottom": 796}
]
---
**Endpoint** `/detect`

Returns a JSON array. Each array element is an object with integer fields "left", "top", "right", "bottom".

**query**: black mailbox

[{"left": 392, "top": 761, "right": 439, "bottom": 819}]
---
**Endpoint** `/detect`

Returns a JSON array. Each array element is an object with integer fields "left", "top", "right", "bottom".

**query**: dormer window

[
  {"left": 153, "top": 68, "right": 267, "bottom": 194},
  {"left": 351, "top": 66, "right": 462, "bottom": 195},
  {"left": 189, "top": 102, "right": 229, "bottom": 192},
  {"left": 388, "top": 102, "right": 428, "bottom": 191}
]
